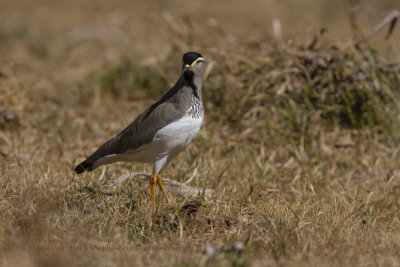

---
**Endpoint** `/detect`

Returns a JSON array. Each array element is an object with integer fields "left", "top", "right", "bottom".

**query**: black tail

[{"left": 74, "top": 160, "right": 93, "bottom": 174}]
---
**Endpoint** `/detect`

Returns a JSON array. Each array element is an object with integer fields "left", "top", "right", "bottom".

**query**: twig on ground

[{"left": 100, "top": 172, "right": 215, "bottom": 200}]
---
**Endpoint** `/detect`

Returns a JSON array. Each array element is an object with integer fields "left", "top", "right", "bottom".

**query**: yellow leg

[
  {"left": 150, "top": 172, "right": 157, "bottom": 212},
  {"left": 157, "top": 174, "right": 172, "bottom": 205}
]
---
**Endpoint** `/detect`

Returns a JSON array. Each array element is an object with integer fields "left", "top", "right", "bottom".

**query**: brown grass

[{"left": 1, "top": 0, "right": 400, "bottom": 266}]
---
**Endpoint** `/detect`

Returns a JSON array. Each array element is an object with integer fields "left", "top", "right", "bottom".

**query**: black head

[
  {"left": 182, "top": 52, "right": 203, "bottom": 70},
  {"left": 181, "top": 52, "right": 205, "bottom": 83}
]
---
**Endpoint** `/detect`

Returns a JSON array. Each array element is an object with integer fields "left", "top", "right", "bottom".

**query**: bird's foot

[
  {"left": 157, "top": 174, "right": 172, "bottom": 205},
  {"left": 150, "top": 172, "right": 157, "bottom": 212}
]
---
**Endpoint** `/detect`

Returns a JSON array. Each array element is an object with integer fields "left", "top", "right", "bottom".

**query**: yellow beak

[{"left": 185, "top": 58, "right": 203, "bottom": 69}]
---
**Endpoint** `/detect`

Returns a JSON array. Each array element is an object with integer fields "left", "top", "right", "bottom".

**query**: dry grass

[{"left": 1, "top": 0, "right": 400, "bottom": 266}]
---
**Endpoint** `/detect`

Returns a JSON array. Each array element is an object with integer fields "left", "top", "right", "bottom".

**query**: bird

[{"left": 74, "top": 52, "right": 206, "bottom": 211}]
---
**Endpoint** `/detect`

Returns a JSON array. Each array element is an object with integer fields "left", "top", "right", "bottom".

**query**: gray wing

[{"left": 74, "top": 102, "right": 183, "bottom": 173}]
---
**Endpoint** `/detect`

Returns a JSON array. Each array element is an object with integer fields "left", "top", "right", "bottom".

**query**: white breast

[{"left": 153, "top": 115, "right": 203, "bottom": 150}]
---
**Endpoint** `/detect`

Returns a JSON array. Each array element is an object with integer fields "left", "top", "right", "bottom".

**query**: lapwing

[{"left": 74, "top": 52, "right": 205, "bottom": 211}]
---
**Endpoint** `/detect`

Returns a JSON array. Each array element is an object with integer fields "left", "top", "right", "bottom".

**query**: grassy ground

[{"left": 1, "top": 0, "right": 400, "bottom": 266}]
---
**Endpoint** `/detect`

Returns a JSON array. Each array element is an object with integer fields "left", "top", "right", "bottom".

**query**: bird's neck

[
  {"left": 184, "top": 75, "right": 203, "bottom": 101},
  {"left": 182, "top": 74, "right": 204, "bottom": 118}
]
